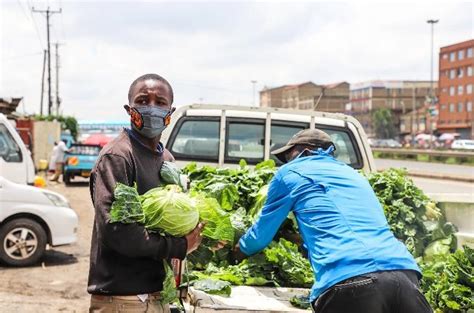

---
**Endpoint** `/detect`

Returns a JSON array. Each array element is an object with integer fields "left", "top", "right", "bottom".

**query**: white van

[
  {"left": 161, "top": 104, "right": 376, "bottom": 173},
  {"left": 0, "top": 113, "right": 35, "bottom": 184}
]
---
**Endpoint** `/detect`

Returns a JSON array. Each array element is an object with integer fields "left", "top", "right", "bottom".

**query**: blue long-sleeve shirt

[{"left": 239, "top": 148, "right": 420, "bottom": 302}]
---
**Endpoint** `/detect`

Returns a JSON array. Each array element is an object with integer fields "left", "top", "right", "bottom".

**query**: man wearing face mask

[
  {"left": 87, "top": 74, "right": 204, "bottom": 313},
  {"left": 235, "top": 129, "right": 432, "bottom": 313}
]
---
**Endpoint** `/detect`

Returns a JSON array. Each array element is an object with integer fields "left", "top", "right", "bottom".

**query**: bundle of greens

[
  {"left": 365, "top": 168, "right": 457, "bottom": 259},
  {"left": 420, "top": 246, "right": 474, "bottom": 313},
  {"left": 109, "top": 182, "right": 235, "bottom": 303},
  {"left": 183, "top": 161, "right": 465, "bottom": 313},
  {"left": 110, "top": 183, "right": 234, "bottom": 241}
]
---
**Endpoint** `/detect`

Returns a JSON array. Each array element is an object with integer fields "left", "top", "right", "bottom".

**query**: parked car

[
  {"left": 378, "top": 139, "right": 402, "bottom": 148},
  {"left": 451, "top": 139, "right": 474, "bottom": 150},
  {"left": 0, "top": 177, "right": 78, "bottom": 266},
  {"left": 63, "top": 144, "right": 101, "bottom": 185},
  {"left": 0, "top": 113, "right": 35, "bottom": 185},
  {"left": 160, "top": 104, "right": 376, "bottom": 173}
]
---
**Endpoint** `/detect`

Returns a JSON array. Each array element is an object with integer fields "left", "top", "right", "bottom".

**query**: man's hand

[
  {"left": 232, "top": 242, "right": 247, "bottom": 264},
  {"left": 210, "top": 240, "right": 228, "bottom": 252},
  {"left": 185, "top": 223, "right": 204, "bottom": 254}
]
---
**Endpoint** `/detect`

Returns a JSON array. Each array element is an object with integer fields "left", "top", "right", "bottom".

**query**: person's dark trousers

[{"left": 312, "top": 270, "right": 433, "bottom": 313}]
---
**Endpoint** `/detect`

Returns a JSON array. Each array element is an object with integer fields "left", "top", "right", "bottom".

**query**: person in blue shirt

[{"left": 237, "top": 129, "right": 432, "bottom": 313}]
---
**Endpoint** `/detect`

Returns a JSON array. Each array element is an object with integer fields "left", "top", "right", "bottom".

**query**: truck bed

[{"left": 185, "top": 286, "right": 310, "bottom": 312}]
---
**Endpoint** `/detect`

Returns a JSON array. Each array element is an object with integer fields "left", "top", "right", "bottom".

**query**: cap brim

[{"left": 271, "top": 144, "right": 294, "bottom": 163}]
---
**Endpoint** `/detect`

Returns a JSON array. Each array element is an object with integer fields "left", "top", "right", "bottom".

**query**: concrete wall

[
  {"left": 430, "top": 193, "right": 474, "bottom": 248},
  {"left": 33, "top": 120, "right": 61, "bottom": 169}
]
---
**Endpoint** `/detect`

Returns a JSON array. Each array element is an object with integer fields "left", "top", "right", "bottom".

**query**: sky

[{"left": 1, "top": 0, "right": 473, "bottom": 121}]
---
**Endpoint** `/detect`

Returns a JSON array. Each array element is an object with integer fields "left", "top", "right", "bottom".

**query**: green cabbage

[{"left": 141, "top": 185, "right": 199, "bottom": 236}]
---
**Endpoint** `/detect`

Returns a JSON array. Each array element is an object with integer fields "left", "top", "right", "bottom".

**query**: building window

[
  {"left": 450, "top": 52, "right": 456, "bottom": 61},
  {"left": 442, "top": 87, "right": 447, "bottom": 93},
  {"left": 468, "top": 48, "right": 473, "bottom": 58},
  {"left": 441, "top": 104, "right": 447, "bottom": 110},
  {"left": 468, "top": 66, "right": 473, "bottom": 76},
  {"left": 467, "top": 102, "right": 473, "bottom": 112},
  {"left": 458, "top": 68, "right": 464, "bottom": 78},
  {"left": 449, "top": 103, "right": 455, "bottom": 112},
  {"left": 467, "top": 84, "right": 473, "bottom": 94},
  {"left": 458, "top": 50, "right": 464, "bottom": 60},
  {"left": 458, "top": 102, "right": 464, "bottom": 112},
  {"left": 449, "top": 86, "right": 455, "bottom": 96},
  {"left": 445, "top": 70, "right": 449, "bottom": 77},
  {"left": 442, "top": 53, "right": 448, "bottom": 59},
  {"left": 458, "top": 85, "right": 464, "bottom": 95},
  {"left": 450, "top": 69, "right": 456, "bottom": 79}
]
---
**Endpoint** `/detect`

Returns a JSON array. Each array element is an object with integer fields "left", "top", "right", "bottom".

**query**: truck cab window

[
  {"left": 226, "top": 122, "right": 264, "bottom": 162},
  {"left": 169, "top": 119, "right": 220, "bottom": 161}
]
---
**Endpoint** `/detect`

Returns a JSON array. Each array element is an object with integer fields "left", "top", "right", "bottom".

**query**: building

[
  {"left": 349, "top": 80, "right": 437, "bottom": 138},
  {"left": 0, "top": 97, "right": 22, "bottom": 118},
  {"left": 437, "top": 39, "right": 474, "bottom": 139},
  {"left": 259, "top": 81, "right": 350, "bottom": 112}
]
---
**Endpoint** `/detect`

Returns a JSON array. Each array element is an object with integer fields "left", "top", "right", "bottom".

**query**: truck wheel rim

[{"left": 3, "top": 227, "right": 38, "bottom": 260}]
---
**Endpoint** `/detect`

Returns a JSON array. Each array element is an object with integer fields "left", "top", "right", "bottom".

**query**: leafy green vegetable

[
  {"left": 109, "top": 183, "right": 144, "bottom": 224},
  {"left": 161, "top": 262, "right": 178, "bottom": 303},
  {"left": 365, "top": 169, "right": 456, "bottom": 258},
  {"left": 193, "top": 279, "right": 232, "bottom": 297},
  {"left": 160, "top": 161, "right": 182, "bottom": 185},
  {"left": 290, "top": 292, "right": 311, "bottom": 310},
  {"left": 420, "top": 246, "right": 474, "bottom": 312},
  {"left": 140, "top": 185, "right": 199, "bottom": 236}
]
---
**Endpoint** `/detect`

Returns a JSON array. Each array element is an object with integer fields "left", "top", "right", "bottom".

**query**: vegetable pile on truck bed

[
  {"left": 109, "top": 160, "right": 472, "bottom": 312},
  {"left": 182, "top": 161, "right": 472, "bottom": 313}
]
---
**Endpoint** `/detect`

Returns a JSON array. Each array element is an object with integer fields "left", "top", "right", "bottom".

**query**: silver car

[{"left": 0, "top": 177, "right": 78, "bottom": 266}]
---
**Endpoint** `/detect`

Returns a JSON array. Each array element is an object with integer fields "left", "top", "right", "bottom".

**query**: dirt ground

[{"left": 0, "top": 180, "right": 94, "bottom": 313}]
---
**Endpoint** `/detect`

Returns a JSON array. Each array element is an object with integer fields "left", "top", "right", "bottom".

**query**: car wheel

[
  {"left": 0, "top": 218, "right": 47, "bottom": 266},
  {"left": 64, "top": 172, "right": 72, "bottom": 185}
]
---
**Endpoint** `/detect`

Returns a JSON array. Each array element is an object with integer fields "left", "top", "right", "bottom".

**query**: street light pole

[
  {"left": 251, "top": 80, "right": 257, "bottom": 106},
  {"left": 427, "top": 19, "right": 439, "bottom": 149}
]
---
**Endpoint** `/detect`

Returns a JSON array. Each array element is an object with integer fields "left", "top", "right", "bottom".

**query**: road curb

[{"left": 377, "top": 168, "right": 474, "bottom": 183}]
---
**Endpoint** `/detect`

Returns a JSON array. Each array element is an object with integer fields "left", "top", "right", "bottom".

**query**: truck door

[{"left": 0, "top": 123, "right": 27, "bottom": 184}]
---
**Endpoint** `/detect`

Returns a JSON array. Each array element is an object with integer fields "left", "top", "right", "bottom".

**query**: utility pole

[
  {"left": 32, "top": 7, "right": 62, "bottom": 116},
  {"left": 54, "top": 43, "right": 62, "bottom": 115},
  {"left": 40, "top": 50, "right": 47, "bottom": 115},
  {"left": 427, "top": 19, "right": 439, "bottom": 149},
  {"left": 251, "top": 80, "right": 257, "bottom": 106}
]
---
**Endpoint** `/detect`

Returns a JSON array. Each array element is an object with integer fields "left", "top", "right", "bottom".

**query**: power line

[{"left": 15, "top": 0, "right": 30, "bottom": 21}]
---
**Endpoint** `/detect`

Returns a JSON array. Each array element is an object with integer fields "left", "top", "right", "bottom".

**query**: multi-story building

[
  {"left": 260, "top": 81, "right": 350, "bottom": 112},
  {"left": 437, "top": 39, "right": 474, "bottom": 139},
  {"left": 349, "top": 80, "right": 437, "bottom": 138}
]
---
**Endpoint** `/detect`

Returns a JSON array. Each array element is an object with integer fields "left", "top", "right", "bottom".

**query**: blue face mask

[{"left": 129, "top": 106, "right": 171, "bottom": 139}]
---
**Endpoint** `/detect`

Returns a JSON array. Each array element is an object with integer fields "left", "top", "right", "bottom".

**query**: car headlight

[{"left": 43, "top": 192, "right": 70, "bottom": 208}]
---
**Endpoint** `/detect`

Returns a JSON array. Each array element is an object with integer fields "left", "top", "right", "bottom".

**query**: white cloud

[{"left": 1, "top": 0, "right": 472, "bottom": 121}]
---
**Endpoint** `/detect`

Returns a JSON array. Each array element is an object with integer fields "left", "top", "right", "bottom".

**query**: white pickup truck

[{"left": 161, "top": 105, "right": 376, "bottom": 312}]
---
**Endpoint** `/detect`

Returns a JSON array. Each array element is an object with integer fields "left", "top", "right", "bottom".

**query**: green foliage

[
  {"left": 420, "top": 246, "right": 474, "bottom": 313},
  {"left": 365, "top": 168, "right": 456, "bottom": 258},
  {"left": 372, "top": 108, "right": 396, "bottom": 139},
  {"left": 109, "top": 184, "right": 234, "bottom": 240},
  {"left": 34, "top": 114, "right": 78, "bottom": 140},
  {"left": 161, "top": 262, "right": 178, "bottom": 303}
]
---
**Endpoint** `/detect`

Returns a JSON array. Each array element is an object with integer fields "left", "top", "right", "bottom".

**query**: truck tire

[{"left": 0, "top": 218, "right": 47, "bottom": 266}]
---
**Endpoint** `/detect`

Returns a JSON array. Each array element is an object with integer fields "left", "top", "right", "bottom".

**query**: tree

[{"left": 372, "top": 108, "right": 396, "bottom": 139}]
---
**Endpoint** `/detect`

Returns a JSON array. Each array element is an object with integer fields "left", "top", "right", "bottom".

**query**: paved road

[
  {"left": 410, "top": 176, "right": 473, "bottom": 195},
  {"left": 375, "top": 159, "right": 474, "bottom": 179}
]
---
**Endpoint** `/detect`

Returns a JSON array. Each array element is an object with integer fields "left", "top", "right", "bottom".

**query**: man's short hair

[{"left": 128, "top": 73, "right": 174, "bottom": 104}]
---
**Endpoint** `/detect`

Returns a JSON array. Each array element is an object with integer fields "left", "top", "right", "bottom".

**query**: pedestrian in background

[{"left": 49, "top": 140, "right": 69, "bottom": 182}]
